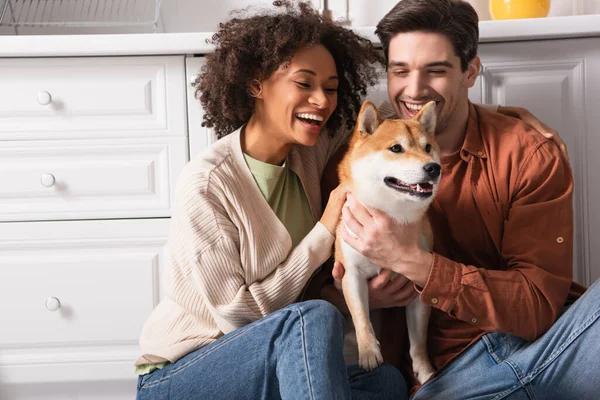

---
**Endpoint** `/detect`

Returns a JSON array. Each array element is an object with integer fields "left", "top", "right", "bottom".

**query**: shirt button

[
  {"left": 557, "top": 237, "right": 564, "bottom": 243},
  {"left": 471, "top": 318, "right": 478, "bottom": 324},
  {"left": 431, "top": 298, "right": 439, "bottom": 304},
  {"left": 477, "top": 151, "right": 484, "bottom": 157}
]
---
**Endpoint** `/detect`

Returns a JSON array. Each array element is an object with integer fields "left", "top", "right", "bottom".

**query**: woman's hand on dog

[
  {"left": 320, "top": 185, "right": 347, "bottom": 235},
  {"left": 332, "top": 261, "right": 418, "bottom": 308}
]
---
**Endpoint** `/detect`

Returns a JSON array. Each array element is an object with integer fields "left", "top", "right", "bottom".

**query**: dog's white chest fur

[{"left": 340, "top": 238, "right": 381, "bottom": 278}]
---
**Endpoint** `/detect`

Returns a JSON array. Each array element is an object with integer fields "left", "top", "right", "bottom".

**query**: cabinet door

[
  {"left": 0, "top": 137, "right": 187, "bottom": 222},
  {"left": 0, "top": 56, "right": 187, "bottom": 141},
  {"left": 0, "top": 218, "right": 169, "bottom": 385},
  {"left": 186, "top": 56, "right": 218, "bottom": 158},
  {"left": 474, "top": 37, "right": 600, "bottom": 286}
]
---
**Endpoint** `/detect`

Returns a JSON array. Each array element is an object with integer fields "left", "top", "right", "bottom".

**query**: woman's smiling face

[{"left": 255, "top": 44, "right": 339, "bottom": 148}]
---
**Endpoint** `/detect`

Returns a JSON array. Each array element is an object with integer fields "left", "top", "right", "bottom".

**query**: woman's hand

[
  {"left": 319, "top": 185, "right": 347, "bottom": 235},
  {"left": 498, "top": 106, "right": 568, "bottom": 158}
]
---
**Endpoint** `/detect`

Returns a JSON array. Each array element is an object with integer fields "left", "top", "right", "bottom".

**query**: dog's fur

[{"left": 335, "top": 100, "right": 441, "bottom": 384}]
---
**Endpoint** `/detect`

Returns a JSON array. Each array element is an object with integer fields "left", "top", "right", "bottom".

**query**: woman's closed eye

[
  {"left": 295, "top": 81, "right": 311, "bottom": 89},
  {"left": 295, "top": 81, "right": 337, "bottom": 94}
]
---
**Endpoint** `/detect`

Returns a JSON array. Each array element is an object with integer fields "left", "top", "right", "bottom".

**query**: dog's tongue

[{"left": 410, "top": 183, "right": 433, "bottom": 192}]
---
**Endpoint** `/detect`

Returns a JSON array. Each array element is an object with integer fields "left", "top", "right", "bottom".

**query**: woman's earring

[{"left": 248, "top": 79, "right": 263, "bottom": 98}]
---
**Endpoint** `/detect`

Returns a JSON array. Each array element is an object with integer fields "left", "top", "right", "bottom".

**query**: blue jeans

[
  {"left": 136, "top": 300, "right": 407, "bottom": 400},
  {"left": 413, "top": 279, "right": 600, "bottom": 399}
]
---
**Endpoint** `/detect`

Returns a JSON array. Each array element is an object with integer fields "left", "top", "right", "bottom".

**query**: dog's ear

[
  {"left": 357, "top": 101, "right": 380, "bottom": 136},
  {"left": 413, "top": 101, "right": 437, "bottom": 135}
]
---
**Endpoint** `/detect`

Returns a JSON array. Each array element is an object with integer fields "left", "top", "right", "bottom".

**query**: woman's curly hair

[{"left": 194, "top": 0, "right": 383, "bottom": 139}]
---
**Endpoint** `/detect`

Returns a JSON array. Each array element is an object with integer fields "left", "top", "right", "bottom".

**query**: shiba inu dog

[{"left": 335, "top": 100, "right": 441, "bottom": 384}]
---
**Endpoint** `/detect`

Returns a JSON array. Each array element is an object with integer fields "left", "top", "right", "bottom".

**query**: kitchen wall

[
  {"left": 159, "top": 0, "right": 598, "bottom": 32},
  {"left": 1, "top": 0, "right": 597, "bottom": 35}
]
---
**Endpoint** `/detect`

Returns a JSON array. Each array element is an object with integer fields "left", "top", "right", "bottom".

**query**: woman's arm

[{"left": 172, "top": 171, "right": 345, "bottom": 335}]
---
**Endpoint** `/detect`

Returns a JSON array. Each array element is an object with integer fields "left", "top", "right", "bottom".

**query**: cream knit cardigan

[{"left": 136, "top": 127, "right": 349, "bottom": 366}]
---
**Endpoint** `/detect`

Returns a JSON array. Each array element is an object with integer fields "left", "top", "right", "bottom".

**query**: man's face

[{"left": 386, "top": 31, "right": 479, "bottom": 135}]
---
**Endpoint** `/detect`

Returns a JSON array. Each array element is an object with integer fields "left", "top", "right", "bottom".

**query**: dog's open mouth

[{"left": 384, "top": 177, "right": 434, "bottom": 198}]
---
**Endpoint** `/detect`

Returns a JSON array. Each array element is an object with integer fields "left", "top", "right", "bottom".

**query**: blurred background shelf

[{"left": 0, "top": 0, "right": 162, "bottom": 33}]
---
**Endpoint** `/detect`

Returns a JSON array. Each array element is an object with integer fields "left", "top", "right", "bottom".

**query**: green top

[
  {"left": 135, "top": 152, "right": 316, "bottom": 376},
  {"left": 243, "top": 153, "right": 315, "bottom": 248}
]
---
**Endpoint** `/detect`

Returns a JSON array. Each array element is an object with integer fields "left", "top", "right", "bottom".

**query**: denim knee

[{"left": 294, "top": 299, "right": 346, "bottom": 331}]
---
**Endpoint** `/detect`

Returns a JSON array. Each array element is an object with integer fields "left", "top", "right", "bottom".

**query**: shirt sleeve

[
  {"left": 419, "top": 141, "right": 573, "bottom": 341},
  {"left": 172, "top": 173, "right": 335, "bottom": 335}
]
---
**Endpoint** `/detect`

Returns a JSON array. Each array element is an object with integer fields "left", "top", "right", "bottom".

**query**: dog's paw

[
  {"left": 358, "top": 341, "right": 383, "bottom": 371},
  {"left": 412, "top": 359, "right": 435, "bottom": 385}
]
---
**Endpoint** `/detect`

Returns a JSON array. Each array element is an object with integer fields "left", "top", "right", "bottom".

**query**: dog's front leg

[
  {"left": 342, "top": 272, "right": 382, "bottom": 371},
  {"left": 406, "top": 297, "right": 435, "bottom": 384}
]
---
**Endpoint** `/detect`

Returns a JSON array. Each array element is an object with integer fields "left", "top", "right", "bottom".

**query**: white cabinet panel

[
  {"left": 0, "top": 56, "right": 187, "bottom": 140},
  {"left": 0, "top": 137, "right": 188, "bottom": 221},
  {"left": 476, "top": 37, "right": 600, "bottom": 285},
  {"left": 0, "top": 218, "right": 169, "bottom": 384},
  {"left": 186, "top": 56, "right": 218, "bottom": 158}
]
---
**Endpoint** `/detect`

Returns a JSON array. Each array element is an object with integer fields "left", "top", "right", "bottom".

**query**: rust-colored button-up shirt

[{"left": 392, "top": 103, "right": 585, "bottom": 391}]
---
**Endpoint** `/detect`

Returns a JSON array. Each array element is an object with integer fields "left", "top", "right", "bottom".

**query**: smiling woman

[
  {"left": 133, "top": 1, "right": 408, "bottom": 400},
  {"left": 242, "top": 44, "right": 339, "bottom": 164},
  {"left": 194, "top": 1, "right": 381, "bottom": 140}
]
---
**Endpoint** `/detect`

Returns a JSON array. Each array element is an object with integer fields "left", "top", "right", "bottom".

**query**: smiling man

[
  {"left": 332, "top": 0, "right": 600, "bottom": 398},
  {"left": 386, "top": 30, "right": 477, "bottom": 158}
]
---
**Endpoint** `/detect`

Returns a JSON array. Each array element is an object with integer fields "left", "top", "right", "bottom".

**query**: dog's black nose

[{"left": 423, "top": 162, "right": 441, "bottom": 179}]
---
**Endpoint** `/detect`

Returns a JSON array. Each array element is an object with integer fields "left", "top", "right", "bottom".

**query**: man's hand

[
  {"left": 497, "top": 106, "right": 568, "bottom": 158},
  {"left": 339, "top": 193, "right": 433, "bottom": 287},
  {"left": 333, "top": 259, "right": 418, "bottom": 309}
]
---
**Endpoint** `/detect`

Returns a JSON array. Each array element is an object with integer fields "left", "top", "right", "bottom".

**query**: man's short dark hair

[{"left": 375, "top": 0, "right": 479, "bottom": 71}]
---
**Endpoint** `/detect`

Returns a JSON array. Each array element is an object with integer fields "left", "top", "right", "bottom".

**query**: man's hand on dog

[
  {"left": 340, "top": 193, "right": 434, "bottom": 287},
  {"left": 332, "top": 261, "right": 418, "bottom": 308}
]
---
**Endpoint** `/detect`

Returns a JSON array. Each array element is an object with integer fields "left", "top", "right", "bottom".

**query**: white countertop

[{"left": 0, "top": 14, "right": 598, "bottom": 57}]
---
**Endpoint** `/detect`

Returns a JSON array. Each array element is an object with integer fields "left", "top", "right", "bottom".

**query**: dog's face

[{"left": 348, "top": 101, "right": 442, "bottom": 210}]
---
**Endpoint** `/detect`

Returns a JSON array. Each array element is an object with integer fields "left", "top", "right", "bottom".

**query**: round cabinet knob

[
  {"left": 40, "top": 173, "right": 56, "bottom": 187},
  {"left": 189, "top": 74, "right": 199, "bottom": 85},
  {"left": 46, "top": 297, "right": 61, "bottom": 311},
  {"left": 37, "top": 91, "right": 53, "bottom": 106}
]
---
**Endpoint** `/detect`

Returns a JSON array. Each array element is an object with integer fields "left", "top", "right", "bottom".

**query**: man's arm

[
  {"left": 341, "top": 140, "right": 573, "bottom": 341},
  {"left": 422, "top": 140, "right": 573, "bottom": 340}
]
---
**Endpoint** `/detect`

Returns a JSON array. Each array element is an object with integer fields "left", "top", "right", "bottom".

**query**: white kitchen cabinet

[
  {"left": 0, "top": 56, "right": 188, "bottom": 141},
  {"left": 0, "top": 137, "right": 187, "bottom": 221},
  {"left": 0, "top": 218, "right": 169, "bottom": 398},
  {"left": 0, "top": 55, "right": 187, "bottom": 400}
]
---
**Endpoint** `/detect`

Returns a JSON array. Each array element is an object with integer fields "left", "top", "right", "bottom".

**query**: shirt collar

[{"left": 460, "top": 102, "right": 487, "bottom": 161}]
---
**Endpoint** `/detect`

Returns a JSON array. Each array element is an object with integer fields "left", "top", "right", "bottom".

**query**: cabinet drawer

[
  {"left": 0, "top": 56, "right": 186, "bottom": 141},
  {"left": 0, "top": 218, "right": 168, "bottom": 383},
  {"left": 0, "top": 138, "right": 188, "bottom": 222}
]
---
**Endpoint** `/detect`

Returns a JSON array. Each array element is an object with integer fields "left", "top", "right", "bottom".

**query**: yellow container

[{"left": 489, "top": 0, "right": 551, "bottom": 20}]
